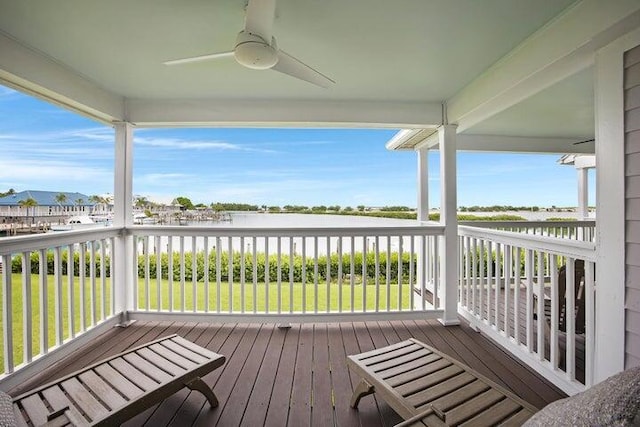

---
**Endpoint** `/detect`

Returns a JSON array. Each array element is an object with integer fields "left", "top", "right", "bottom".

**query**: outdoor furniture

[
  {"left": 535, "top": 260, "right": 586, "bottom": 335},
  {"left": 9, "top": 335, "right": 225, "bottom": 426},
  {"left": 347, "top": 338, "right": 537, "bottom": 426}
]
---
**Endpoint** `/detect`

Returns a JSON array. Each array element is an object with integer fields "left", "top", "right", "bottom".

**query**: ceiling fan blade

[
  {"left": 164, "top": 51, "right": 234, "bottom": 66},
  {"left": 245, "top": 0, "right": 276, "bottom": 42},
  {"left": 272, "top": 50, "right": 335, "bottom": 88}
]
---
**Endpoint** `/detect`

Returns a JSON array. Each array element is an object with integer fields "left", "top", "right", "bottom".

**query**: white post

[
  {"left": 438, "top": 124, "right": 460, "bottom": 325},
  {"left": 113, "top": 122, "right": 135, "bottom": 318},
  {"left": 416, "top": 146, "right": 429, "bottom": 298},
  {"left": 417, "top": 147, "right": 429, "bottom": 221},
  {"left": 577, "top": 168, "right": 589, "bottom": 220},
  {"left": 593, "top": 33, "right": 634, "bottom": 382}
]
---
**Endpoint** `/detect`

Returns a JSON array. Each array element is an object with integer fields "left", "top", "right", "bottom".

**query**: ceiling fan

[{"left": 164, "top": 0, "right": 335, "bottom": 88}]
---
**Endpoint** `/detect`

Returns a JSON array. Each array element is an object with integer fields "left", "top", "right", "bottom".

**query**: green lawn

[
  {"left": 1, "top": 273, "right": 411, "bottom": 371},
  {"left": 135, "top": 276, "right": 410, "bottom": 313},
  {"left": 0, "top": 273, "right": 112, "bottom": 372}
]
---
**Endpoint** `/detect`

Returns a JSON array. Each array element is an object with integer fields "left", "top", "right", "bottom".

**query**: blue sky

[{"left": 0, "top": 85, "right": 594, "bottom": 208}]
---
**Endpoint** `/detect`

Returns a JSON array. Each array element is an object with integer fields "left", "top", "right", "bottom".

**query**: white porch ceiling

[{"left": 0, "top": 0, "right": 639, "bottom": 150}]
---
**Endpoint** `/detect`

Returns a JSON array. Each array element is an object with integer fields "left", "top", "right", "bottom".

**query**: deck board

[{"left": 9, "top": 318, "right": 566, "bottom": 427}]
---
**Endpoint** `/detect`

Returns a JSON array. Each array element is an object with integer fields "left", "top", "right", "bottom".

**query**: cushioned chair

[{"left": 5, "top": 335, "right": 225, "bottom": 426}]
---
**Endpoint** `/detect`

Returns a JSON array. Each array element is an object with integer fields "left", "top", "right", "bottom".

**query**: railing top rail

[
  {"left": 127, "top": 224, "right": 446, "bottom": 237},
  {"left": 459, "top": 220, "right": 596, "bottom": 228},
  {"left": 0, "top": 227, "right": 122, "bottom": 255},
  {"left": 458, "top": 225, "right": 596, "bottom": 261}
]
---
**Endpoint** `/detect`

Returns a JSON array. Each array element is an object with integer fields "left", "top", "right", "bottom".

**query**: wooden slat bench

[
  {"left": 11, "top": 335, "right": 225, "bottom": 426},
  {"left": 347, "top": 338, "right": 537, "bottom": 426}
]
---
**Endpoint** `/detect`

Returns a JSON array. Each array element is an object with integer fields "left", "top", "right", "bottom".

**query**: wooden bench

[
  {"left": 348, "top": 338, "right": 537, "bottom": 426},
  {"left": 11, "top": 335, "right": 225, "bottom": 426}
]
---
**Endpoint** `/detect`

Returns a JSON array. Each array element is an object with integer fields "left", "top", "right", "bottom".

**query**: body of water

[{"left": 188, "top": 212, "right": 418, "bottom": 228}]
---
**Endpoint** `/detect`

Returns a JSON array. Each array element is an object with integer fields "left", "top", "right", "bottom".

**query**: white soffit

[{"left": 0, "top": 0, "right": 576, "bottom": 126}]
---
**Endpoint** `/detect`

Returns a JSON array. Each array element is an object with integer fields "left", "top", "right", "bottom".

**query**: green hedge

[
  {"left": 11, "top": 250, "right": 110, "bottom": 277},
  {"left": 138, "top": 251, "right": 415, "bottom": 284}
]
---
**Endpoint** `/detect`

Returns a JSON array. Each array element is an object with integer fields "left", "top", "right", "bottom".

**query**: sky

[{"left": 0, "top": 85, "right": 595, "bottom": 208}]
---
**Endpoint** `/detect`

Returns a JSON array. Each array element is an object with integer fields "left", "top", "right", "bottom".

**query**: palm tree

[
  {"left": 55, "top": 192, "right": 67, "bottom": 205},
  {"left": 55, "top": 193, "right": 67, "bottom": 213},
  {"left": 18, "top": 197, "right": 38, "bottom": 224},
  {"left": 134, "top": 196, "right": 149, "bottom": 208},
  {"left": 75, "top": 198, "right": 85, "bottom": 213}
]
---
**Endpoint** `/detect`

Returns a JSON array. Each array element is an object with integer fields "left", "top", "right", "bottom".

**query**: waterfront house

[
  {"left": 0, "top": 1, "right": 639, "bottom": 425},
  {"left": 0, "top": 190, "right": 94, "bottom": 223}
]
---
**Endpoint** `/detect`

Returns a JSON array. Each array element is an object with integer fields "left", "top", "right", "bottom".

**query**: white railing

[
  {"left": 0, "top": 228, "right": 121, "bottom": 378},
  {"left": 457, "top": 225, "right": 596, "bottom": 395},
  {"left": 460, "top": 220, "right": 596, "bottom": 242},
  {"left": 128, "top": 225, "right": 445, "bottom": 320}
]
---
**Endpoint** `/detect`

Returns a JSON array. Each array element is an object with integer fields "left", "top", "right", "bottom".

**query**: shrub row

[
  {"left": 138, "top": 251, "right": 415, "bottom": 283},
  {"left": 11, "top": 250, "right": 111, "bottom": 276},
  {"left": 10, "top": 247, "right": 561, "bottom": 282}
]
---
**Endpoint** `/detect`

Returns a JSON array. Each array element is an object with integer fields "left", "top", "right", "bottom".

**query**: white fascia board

[
  {"left": 125, "top": 99, "right": 442, "bottom": 128},
  {"left": 447, "top": 0, "right": 640, "bottom": 132},
  {"left": 454, "top": 134, "right": 594, "bottom": 154},
  {"left": 0, "top": 32, "right": 124, "bottom": 124},
  {"left": 574, "top": 155, "right": 597, "bottom": 169},
  {"left": 386, "top": 128, "right": 439, "bottom": 151}
]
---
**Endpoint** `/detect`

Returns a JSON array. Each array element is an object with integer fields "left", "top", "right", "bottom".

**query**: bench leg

[
  {"left": 186, "top": 377, "right": 219, "bottom": 408},
  {"left": 350, "top": 379, "right": 375, "bottom": 409}
]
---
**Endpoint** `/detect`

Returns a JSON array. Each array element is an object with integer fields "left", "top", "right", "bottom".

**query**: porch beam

[
  {"left": 455, "top": 135, "right": 592, "bottom": 154},
  {"left": 0, "top": 32, "right": 124, "bottom": 124},
  {"left": 438, "top": 125, "right": 460, "bottom": 326},
  {"left": 390, "top": 132, "right": 592, "bottom": 154},
  {"left": 447, "top": 0, "right": 640, "bottom": 133},
  {"left": 113, "top": 122, "right": 135, "bottom": 315},
  {"left": 125, "top": 99, "right": 443, "bottom": 128}
]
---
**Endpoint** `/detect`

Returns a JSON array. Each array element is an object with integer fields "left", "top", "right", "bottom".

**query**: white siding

[{"left": 625, "top": 44, "right": 640, "bottom": 368}]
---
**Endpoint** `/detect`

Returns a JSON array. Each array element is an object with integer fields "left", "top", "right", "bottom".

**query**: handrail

[
  {"left": 128, "top": 226, "right": 444, "bottom": 316},
  {"left": 457, "top": 223, "right": 596, "bottom": 394},
  {"left": 459, "top": 225, "right": 596, "bottom": 261},
  {"left": 0, "top": 227, "right": 122, "bottom": 255},
  {"left": 459, "top": 220, "right": 595, "bottom": 228},
  {"left": 127, "top": 224, "right": 446, "bottom": 238}
]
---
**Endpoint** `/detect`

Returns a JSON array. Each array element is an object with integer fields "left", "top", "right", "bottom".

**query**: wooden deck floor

[{"left": 10, "top": 319, "right": 566, "bottom": 427}]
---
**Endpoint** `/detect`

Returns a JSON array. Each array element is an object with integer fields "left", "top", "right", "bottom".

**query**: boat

[
  {"left": 50, "top": 215, "right": 105, "bottom": 231},
  {"left": 133, "top": 213, "right": 157, "bottom": 224}
]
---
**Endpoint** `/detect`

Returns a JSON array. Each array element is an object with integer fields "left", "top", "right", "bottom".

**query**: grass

[
  {"left": 135, "top": 276, "right": 410, "bottom": 313},
  {"left": 0, "top": 273, "right": 112, "bottom": 372},
  {"left": 1, "top": 273, "right": 411, "bottom": 372}
]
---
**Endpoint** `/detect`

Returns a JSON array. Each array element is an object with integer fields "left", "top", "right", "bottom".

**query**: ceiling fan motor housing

[{"left": 234, "top": 31, "right": 279, "bottom": 69}]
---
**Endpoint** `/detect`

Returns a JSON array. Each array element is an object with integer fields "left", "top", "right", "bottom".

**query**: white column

[
  {"left": 417, "top": 147, "right": 429, "bottom": 222},
  {"left": 577, "top": 168, "right": 589, "bottom": 219},
  {"left": 113, "top": 122, "right": 135, "bottom": 317},
  {"left": 592, "top": 32, "right": 635, "bottom": 382},
  {"left": 438, "top": 125, "right": 460, "bottom": 325},
  {"left": 416, "top": 147, "right": 429, "bottom": 299}
]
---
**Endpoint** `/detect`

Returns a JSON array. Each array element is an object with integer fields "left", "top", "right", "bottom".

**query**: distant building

[{"left": 0, "top": 190, "right": 95, "bottom": 222}]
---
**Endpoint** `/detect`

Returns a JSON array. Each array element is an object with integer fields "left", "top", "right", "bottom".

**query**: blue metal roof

[{"left": 0, "top": 190, "right": 94, "bottom": 206}]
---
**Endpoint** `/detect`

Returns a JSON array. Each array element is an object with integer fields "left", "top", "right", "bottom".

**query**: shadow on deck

[{"left": 9, "top": 318, "right": 566, "bottom": 427}]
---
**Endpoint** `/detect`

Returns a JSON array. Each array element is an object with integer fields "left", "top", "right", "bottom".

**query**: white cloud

[
  {"left": 135, "top": 173, "right": 195, "bottom": 187},
  {"left": 0, "top": 127, "right": 113, "bottom": 144},
  {"left": 0, "top": 86, "right": 19, "bottom": 98},
  {"left": 0, "top": 158, "right": 112, "bottom": 184},
  {"left": 134, "top": 136, "right": 278, "bottom": 153}
]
